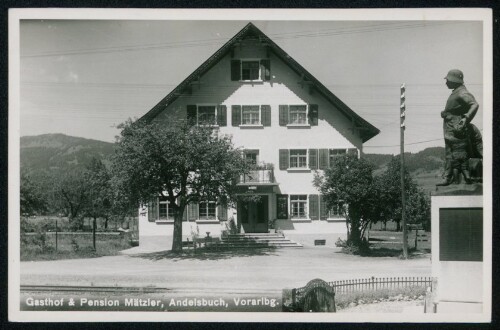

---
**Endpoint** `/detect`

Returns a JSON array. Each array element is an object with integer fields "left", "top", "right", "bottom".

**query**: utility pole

[{"left": 400, "top": 83, "right": 408, "bottom": 259}]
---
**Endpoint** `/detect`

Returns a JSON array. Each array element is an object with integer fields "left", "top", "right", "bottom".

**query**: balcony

[{"left": 239, "top": 169, "right": 275, "bottom": 184}]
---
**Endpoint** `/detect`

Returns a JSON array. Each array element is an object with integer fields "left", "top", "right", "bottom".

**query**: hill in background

[{"left": 21, "top": 133, "right": 115, "bottom": 174}]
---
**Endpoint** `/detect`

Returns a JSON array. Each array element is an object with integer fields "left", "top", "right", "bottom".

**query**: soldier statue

[{"left": 436, "top": 69, "right": 483, "bottom": 186}]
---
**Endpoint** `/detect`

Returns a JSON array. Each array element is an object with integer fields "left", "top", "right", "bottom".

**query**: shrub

[{"left": 335, "top": 237, "right": 370, "bottom": 255}]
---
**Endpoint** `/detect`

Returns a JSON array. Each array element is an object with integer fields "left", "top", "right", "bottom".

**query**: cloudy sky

[{"left": 17, "top": 11, "right": 486, "bottom": 154}]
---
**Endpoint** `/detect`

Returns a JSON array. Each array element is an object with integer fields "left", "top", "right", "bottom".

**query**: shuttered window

[
  {"left": 241, "top": 105, "right": 260, "bottom": 125},
  {"left": 188, "top": 202, "right": 199, "bottom": 221},
  {"left": 187, "top": 105, "right": 197, "bottom": 125},
  {"left": 199, "top": 201, "right": 216, "bottom": 220},
  {"left": 290, "top": 195, "right": 307, "bottom": 219},
  {"left": 279, "top": 104, "right": 318, "bottom": 126},
  {"left": 159, "top": 197, "right": 175, "bottom": 220},
  {"left": 231, "top": 59, "right": 271, "bottom": 81},
  {"left": 217, "top": 204, "right": 228, "bottom": 221},
  {"left": 289, "top": 149, "right": 307, "bottom": 168},
  {"left": 309, "top": 194, "right": 319, "bottom": 220}
]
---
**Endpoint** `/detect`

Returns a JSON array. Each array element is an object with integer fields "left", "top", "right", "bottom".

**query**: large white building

[{"left": 138, "top": 23, "right": 379, "bottom": 244}]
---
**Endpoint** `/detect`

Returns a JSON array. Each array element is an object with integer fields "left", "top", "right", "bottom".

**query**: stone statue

[{"left": 436, "top": 69, "right": 483, "bottom": 186}]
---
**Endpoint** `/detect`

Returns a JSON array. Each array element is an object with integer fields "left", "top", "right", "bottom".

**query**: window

[
  {"left": 241, "top": 60, "right": 260, "bottom": 80},
  {"left": 244, "top": 150, "right": 259, "bottom": 165},
  {"left": 289, "top": 149, "right": 307, "bottom": 168},
  {"left": 159, "top": 197, "right": 175, "bottom": 220},
  {"left": 289, "top": 105, "right": 307, "bottom": 124},
  {"left": 197, "top": 105, "right": 217, "bottom": 125},
  {"left": 231, "top": 59, "right": 271, "bottom": 81},
  {"left": 329, "top": 149, "right": 347, "bottom": 164},
  {"left": 328, "top": 202, "right": 344, "bottom": 218},
  {"left": 241, "top": 105, "right": 260, "bottom": 125},
  {"left": 199, "top": 201, "right": 216, "bottom": 220},
  {"left": 291, "top": 195, "right": 307, "bottom": 219}
]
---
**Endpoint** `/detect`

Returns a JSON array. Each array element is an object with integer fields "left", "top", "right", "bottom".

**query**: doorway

[{"left": 238, "top": 195, "right": 269, "bottom": 233}]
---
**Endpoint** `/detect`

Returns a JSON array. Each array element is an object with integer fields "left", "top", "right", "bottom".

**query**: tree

[
  {"left": 20, "top": 170, "right": 47, "bottom": 216},
  {"left": 112, "top": 119, "right": 251, "bottom": 251},
  {"left": 375, "top": 156, "right": 430, "bottom": 231},
  {"left": 313, "top": 154, "right": 380, "bottom": 246},
  {"left": 84, "top": 157, "right": 112, "bottom": 230},
  {"left": 52, "top": 169, "right": 89, "bottom": 230}
]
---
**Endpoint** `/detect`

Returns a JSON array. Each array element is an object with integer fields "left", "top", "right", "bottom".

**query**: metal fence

[{"left": 327, "top": 276, "right": 433, "bottom": 295}]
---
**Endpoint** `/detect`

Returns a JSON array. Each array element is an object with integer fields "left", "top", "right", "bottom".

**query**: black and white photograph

[{"left": 8, "top": 8, "right": 493, "bottom": 322}]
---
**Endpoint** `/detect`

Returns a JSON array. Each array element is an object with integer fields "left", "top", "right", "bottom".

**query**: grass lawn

[{"left": 21, "top": 232, "right": 134, "bottom": 261}]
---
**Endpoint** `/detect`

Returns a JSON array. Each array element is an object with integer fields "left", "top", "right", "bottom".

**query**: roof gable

[{"left": 140, "top": 22, "right": 379, "bottom": 142}]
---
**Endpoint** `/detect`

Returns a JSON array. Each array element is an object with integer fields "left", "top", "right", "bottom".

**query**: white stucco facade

[{"left": 138, "top": 25, "right": 377, "bottom": 242}]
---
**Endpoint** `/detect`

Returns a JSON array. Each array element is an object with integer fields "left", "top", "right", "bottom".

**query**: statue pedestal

[{"left": 430, "top": 184, "right": 483, "bottom": 313}]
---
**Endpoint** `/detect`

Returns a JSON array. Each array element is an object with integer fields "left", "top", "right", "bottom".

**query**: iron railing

[{"left": 239, "top": 169, "right": 275, "bottom": 183}]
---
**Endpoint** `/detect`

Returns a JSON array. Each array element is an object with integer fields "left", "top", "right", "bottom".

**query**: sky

[{"left": 18, "top": 17, "right": 485, "bottom": 154}]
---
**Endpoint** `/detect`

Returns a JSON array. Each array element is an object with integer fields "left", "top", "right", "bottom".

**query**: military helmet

[{"left": 444, "top": 69, "right": 464, "bottom": 84}]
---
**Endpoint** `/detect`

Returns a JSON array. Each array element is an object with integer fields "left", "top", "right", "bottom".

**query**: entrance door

[{"left": 238, "top": 196, "right": 269, "bottom": 233}]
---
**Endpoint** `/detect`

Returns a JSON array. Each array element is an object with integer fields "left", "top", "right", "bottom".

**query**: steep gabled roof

[{"left": 140, "top": 22, "right": 379, "bottom": 142}]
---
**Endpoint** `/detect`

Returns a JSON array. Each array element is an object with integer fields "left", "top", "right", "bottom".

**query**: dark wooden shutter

[
  {"left": 260, "top": 59, "right": 271, "bottom": 81},
  {"left": 232, "top": 105, "right": 241, "bottom": 126},
  {"left": 217, "top": 204, "right": 228, "bottom": 221},
  {"left": 231, "top": 60, "right": 241, "bottom": 81},
  {"left": 308, "top": 104, "right": 319, "bottom": 126},
  {"left": 319, "top": 149, "right": 329, "bottom": 169},
  {"left": 187, "top": 105, "right": 197, "bottom": 125},
  {"left": 188, "top": 202, "right": 199, "bottom": 221},
  {"left": 320, "top": 195, "right": 328, "bottom": 220},
  {"left": 309, "top": 149, "right": 318, "bottom": 170},
  {"left": 309, "top": 195, "right": 319, "bottom": 220},
  {"left": 276, "top": 194, "right": 289, "bottom": 219},
  {"left": 217, "top": 105, "right": 227, "bottom": 126},
  {"left": 261, "top": 105, "right": 271, "bottom": 126},
  {"left": 279, "top": 105, "right": 289, "bottom": 126},
  {"left": 279, "top": 149, "right": 289, "bottom": 170}
]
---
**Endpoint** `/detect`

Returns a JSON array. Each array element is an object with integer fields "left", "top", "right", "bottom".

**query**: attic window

[{"left": 231, "top": 59, "right": 271, "bottom": 81}]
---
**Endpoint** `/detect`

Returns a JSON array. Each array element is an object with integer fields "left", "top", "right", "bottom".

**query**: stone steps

[{"left": 218, "top": 233, "right": 303, "bottom": 248}]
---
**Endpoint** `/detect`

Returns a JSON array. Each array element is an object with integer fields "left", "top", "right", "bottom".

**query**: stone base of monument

[{"left": 429, "top": 183, "right": 483, "bottom": 314}]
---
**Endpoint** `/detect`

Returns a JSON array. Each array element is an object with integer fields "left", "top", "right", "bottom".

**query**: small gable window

[
  {"left": 231, "top": 59, "right": 271, "bottom": 81},
  {"left": 198, "top": 105, "right": 217, "bottom": 125},
  {"left": 289, "top": 105, "right": 307, "bottom": 125}
]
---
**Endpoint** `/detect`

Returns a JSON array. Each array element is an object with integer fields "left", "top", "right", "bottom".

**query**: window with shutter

[
  {"left": 308, "top": 104, "right": 319, "bottom": 126},
  {"left": 241, "top": 105, "right": 260, "bottom": 125},
  {"left": 319, "top": 149, "right": 329, "bottom": 169},
  {"left": 289, "top": 149, "right": 307, "bottom": 168},
  {"left": 290, "top": 195, "right": 308, "bottom": 219},
  {"left": 279, "top": 105, "right": 289, "bottom": 126},
  {"left": 232, "top": 105, "right": 242, "bottom": 126},
  {"left": 309, "top": 195, "right": 319, "bottom": 220},
  {"left": 279, "top": 149, "right": 289, "bottom": 170},
  {"left": 309, "top": 149, "right": 318, "bottom": 170},
  {"left": 261, "top": 105, "right": 271, "bottom": 126},
  {"left": 276, "top": 194, "right": 289, "bottom": 219}
]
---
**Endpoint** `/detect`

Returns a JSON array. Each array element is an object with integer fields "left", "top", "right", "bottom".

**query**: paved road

[{"left": 21, "top": 247, "right": 431, "bottom": 297}]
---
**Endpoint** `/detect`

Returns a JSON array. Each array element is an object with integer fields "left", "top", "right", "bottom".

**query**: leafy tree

[
  {"left": 375, "top": 156, "right": 430, "bottom": 231},
  {"left": 84, "top": 157, "right": 112, "bottom": 229},
  {"left": 313, "top": 154, "right": 380, "bottom": 246},
  {"left": 112, "top": 119, "right": 251, "bottom": 251},
  {"left": 52, "top": 169, "right": 89, "bottom": 230},
  {"left": 20, "top": 170, "right": 47, "bottom": 216}
]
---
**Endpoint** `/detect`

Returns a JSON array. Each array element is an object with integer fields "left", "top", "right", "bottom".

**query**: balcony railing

[{"left": 239, "top": 169, "right": 275, "bottom": 184}]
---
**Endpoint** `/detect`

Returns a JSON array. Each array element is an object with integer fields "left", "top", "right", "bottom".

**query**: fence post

[{"left": 55, "top": 219, "right": 58, "bottom": 252}]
